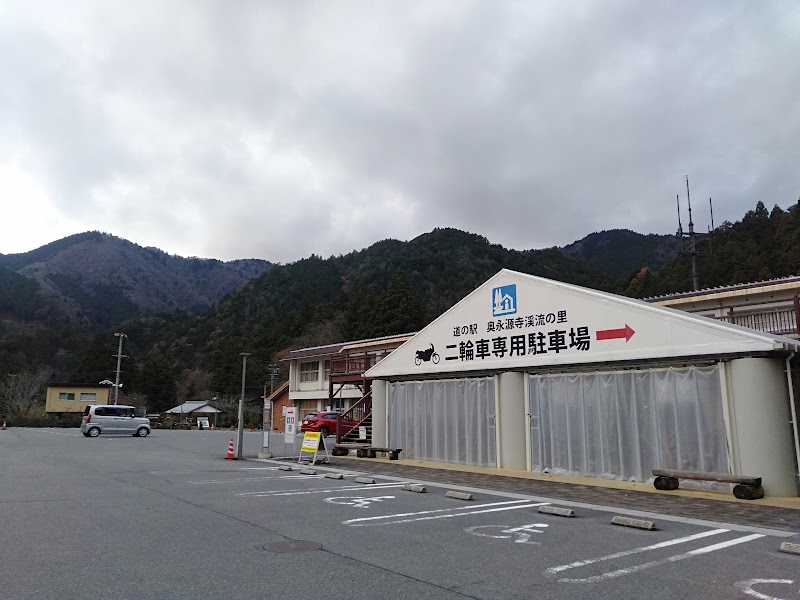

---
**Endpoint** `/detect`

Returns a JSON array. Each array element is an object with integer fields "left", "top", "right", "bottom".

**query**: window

[
  {"left": 58, "top": 392, "right": 76, "bottom": 401},
  {"left": 299, "top": 361, "right": 319, "bottom": 383},
  {"left": 80, "top": 392, "right": 97, "bottom": 402},
  {"left": 324, "top": 360, "right": 331, "bottom": 381}
]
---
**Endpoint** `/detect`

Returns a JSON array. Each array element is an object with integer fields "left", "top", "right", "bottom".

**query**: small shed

[{"left": 165, "top": 401, "right": 222, "bottom": 428}]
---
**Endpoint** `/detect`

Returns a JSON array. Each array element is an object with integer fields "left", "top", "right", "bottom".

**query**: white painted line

[
  {"left": 734, "top": 578, "right": 796, "bottom": 600},
  {"left": 545, "top": 528, "right": 729, "bottom": 575},
  {"left": 345, "top": 501, "right": 549, "bottom": 526},
  {"left": 559, "top": 534, "right": 764, "bottom": 583},
  {"left": 238, "top": 483, "right": 408, "bottom": 497},
  {"left": 343, "top": 499, "right": 532, "bottom": 524},
  {"left": 190, "top": 475, "right": 320, "bottom": 484},
  {"left": 238, "top": 467, "right": 282, "bottom": 471}
]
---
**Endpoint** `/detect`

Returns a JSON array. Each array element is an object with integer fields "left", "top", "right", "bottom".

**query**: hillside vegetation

[{"left": 2, "top": 198, "right": 800, "bottom": 416}]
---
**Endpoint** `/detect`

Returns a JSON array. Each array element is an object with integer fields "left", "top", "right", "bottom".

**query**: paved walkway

[{"left": 296, "top": 456, "right": 800, "bottom": 533}]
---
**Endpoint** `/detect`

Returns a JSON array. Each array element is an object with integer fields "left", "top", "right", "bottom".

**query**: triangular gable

[{"left": 366, "top": 269, "right": 799, "bottom": 378}]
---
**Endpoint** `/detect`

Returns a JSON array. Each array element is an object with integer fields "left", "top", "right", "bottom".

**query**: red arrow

[{"left": 596, "top": 324, "right": 635, "bottom": 342}]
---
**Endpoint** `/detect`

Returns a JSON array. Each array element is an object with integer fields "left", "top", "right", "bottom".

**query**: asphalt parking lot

[{"left": 1, "top": 428, "right": 799, "bottom": 600}]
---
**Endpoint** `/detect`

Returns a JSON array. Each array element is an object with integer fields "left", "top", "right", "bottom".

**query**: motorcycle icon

[{"left": 414, "top": 343, "right": 440, "bottom": 366}]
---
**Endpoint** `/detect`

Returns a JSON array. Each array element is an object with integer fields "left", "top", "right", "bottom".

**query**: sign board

[
  {"left": 284, "top": 407, "right": 297, "bottom": 444},
  {"left": 282, "top": 406, "right": 288, "bottom": 416},
  {"left": 196, "top": 417, "right": 210, "bottom": 429},
  {"left": 301, "top": 431, "right": 322, "bottom": 452},
  {"left": 365, "top": 269, "right": 792, "bottom": 379},
  {"left": 299, "top": 431, "right": 329, "bottom": 465},
  {"left": 359, "top": 426, "right": 367, "bottom": 440}
]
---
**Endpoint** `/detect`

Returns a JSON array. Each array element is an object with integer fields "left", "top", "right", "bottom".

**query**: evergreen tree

[
  {"left": 135, "top": 355, "right": 177, "bottom": 412},
  {"left": 369, "top": 271, "right": 426, "bottom": 337},
  {"left": 69, "top": 334, "right": 115, "bottom": 384}
]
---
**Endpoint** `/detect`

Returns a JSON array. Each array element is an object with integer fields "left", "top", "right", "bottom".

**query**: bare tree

[{"left": 0, "top": 368, "right": 51, "bottom": 417}]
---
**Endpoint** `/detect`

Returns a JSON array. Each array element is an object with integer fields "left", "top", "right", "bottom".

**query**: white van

[{"left": 80, "top": 405, "right": 151, "bottom": 437}]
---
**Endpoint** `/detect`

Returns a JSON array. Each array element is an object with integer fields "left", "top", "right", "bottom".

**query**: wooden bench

[
  {"left": 359, "top": 447, "right": 402, "bottom": 460},
  {"left": 652, "top": 469, "right": 764, "bottom": 500},
  {"left": 331, "top": 444, "right": 402, "bottom": 460},
  {"left": 331, "top": 443, "right": 368, "bottom": 457}
]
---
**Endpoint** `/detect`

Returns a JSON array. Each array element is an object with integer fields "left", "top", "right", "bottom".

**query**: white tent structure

[{"left": 366, "top": 269, "right": 800, "bottom": 497}]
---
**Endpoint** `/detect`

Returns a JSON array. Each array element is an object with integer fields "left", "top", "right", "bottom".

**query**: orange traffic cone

[
  {"left": 210, "top": 423, "right": 215, "bottom": 431},
  {"left": 225, "top": 438, "right": 236, "bottom": 459},
  {"left": 1, "top": 421, "right": 6, "bottom": 430}
]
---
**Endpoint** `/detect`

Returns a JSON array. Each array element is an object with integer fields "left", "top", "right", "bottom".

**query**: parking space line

[
  {"left": 545, "top": 528, "right": 730, "bottom": 575},
  {"left": 238, "top": 483, "right": 408, "bottom": 497},
  {"left": 559, "top": 534, "right": 764, "bottom": 583},
  {"left": 344, "top": 500, "right": 549, "bottom": 526},
  {"left": 190, "top": 475, "right": 322, "bottom": 484}
]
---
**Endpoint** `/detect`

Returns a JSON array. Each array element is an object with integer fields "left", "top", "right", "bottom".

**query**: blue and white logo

[{"left": 492, "top": 284, "right": 517, "bottom": 317}]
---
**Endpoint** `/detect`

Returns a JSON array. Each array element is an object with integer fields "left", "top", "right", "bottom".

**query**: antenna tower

[{"left": 675, "top": 176, "right": 713, "bottom": 291}]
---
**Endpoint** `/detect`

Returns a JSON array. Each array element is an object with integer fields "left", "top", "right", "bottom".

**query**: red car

[{"left": 300, "top": 411, "right": 358, "bottom": 437}]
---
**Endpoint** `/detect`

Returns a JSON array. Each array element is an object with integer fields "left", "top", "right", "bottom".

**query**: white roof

[
  {"left": 165, "top": 401, "right": 221, "bottom": 414},
  {"left": 366, "top": 269, "right": 800, "bottom": 379}
]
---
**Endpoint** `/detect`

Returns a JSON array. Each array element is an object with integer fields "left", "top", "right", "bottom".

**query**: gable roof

[
  {"left": 286, "top": 332, "right": 416, "bottom": 360},
  {"left": 165, "top": 401, "right": 221, "bottom": 414},
  {"left": 366, "top": 269, "right": 800, "bottom": 379}
]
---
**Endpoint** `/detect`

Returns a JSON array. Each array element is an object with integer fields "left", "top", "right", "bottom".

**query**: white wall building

[
  {"left": 286, "top": 334, "right": 413, "bottom": 419},
  {"left": 366, "top": 269, "right": 800, "bottom": 497}
]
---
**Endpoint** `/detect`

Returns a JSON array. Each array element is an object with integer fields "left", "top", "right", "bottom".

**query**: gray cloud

[{"left": 1, "top": 1, "right": 798, "bottom": 262}]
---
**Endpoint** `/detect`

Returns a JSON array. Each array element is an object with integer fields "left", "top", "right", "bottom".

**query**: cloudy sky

[{"left": 1, "top": 1, "right": 798, "bottom": 263}]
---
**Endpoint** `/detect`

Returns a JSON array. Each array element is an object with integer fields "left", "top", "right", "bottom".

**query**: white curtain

[
  {"left": 389, "top": 378, "right": 496, "bottom": 467},
  {"left": 529, "top": 365, "right": 729, "bottom": 482}
]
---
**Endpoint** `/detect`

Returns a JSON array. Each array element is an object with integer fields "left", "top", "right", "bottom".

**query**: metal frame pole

[
  {"left": 237, "top": 353, "right": 250, "bottom": 459},
  {"left": 113, "top": 332, "right": 127, "bottom": 405}
]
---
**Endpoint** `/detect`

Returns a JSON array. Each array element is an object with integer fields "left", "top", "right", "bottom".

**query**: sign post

[
  {"left": 284, "top": 407, "right": 297, "bottom": 458},
  {"left": 261, "top": 397, "right": 271, "bottom": 452}
]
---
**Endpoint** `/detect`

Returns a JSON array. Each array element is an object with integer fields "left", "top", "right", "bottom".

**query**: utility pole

[
  {"left": 237, "top": 353, "right": 250, "bottom": 460},
  {"left": 268, "top": 363, "right": 279, "bottom": 396},
  {"left": 113, "top": 332, "right": 128, "bottom": 405}
]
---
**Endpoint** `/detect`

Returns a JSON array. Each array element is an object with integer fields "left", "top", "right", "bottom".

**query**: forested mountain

[
  {"left": 0, "top": 231, "right": 272, "bottom": 328},
  {"left": 624, "top": 201, "right": 800, "bottom": 297},
  {"left": 561, "top": 230, "right": 681, "bottom": 281},
  {"left": 0, "top": 231, "right": 271, "bottom": 389},
  {"left": 115, "top": 228, "right": 614, "bottom": 402},
  {"left": 3, "top": 198, "right": 800, "bottom": 417}
]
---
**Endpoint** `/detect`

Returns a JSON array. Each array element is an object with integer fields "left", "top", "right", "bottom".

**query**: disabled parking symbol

[
  {"left": 324, "top": 496, "right": 395, "bottom": 509},
  {"left": 464, "top": 523, "right": 550, "bottom": 544}
]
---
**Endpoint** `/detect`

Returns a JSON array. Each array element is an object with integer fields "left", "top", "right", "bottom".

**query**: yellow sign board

[{"left": 301, "top": 431, "right": 322, "bottom": 452}]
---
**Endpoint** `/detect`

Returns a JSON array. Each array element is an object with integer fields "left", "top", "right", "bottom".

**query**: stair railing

[{"left": 336, "top": 390, "right": 373, "bottom": 444}]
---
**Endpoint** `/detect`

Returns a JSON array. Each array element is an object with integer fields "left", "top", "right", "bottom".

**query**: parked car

[
  {"left": 300, "top": 411, "right": 358, "bottom": 437},
  {"left": 80, "top": 405, "right": 151, "bottom": 437}
]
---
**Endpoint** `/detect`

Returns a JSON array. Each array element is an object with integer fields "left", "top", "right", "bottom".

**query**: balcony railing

[
  {"left": 330, "top": 354, "right": 380, "bottom": 376},
  {"left": 712, "top": 297, "right": 800, "bottom": 338}
]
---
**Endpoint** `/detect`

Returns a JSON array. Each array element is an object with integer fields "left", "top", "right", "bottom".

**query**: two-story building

[{"left": 284, "top": 333, "right": 413, "bottom": 421}]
